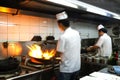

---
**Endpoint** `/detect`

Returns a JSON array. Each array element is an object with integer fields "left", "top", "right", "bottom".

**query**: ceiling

[{"left": 0, "top": 0, "right": 120, "bottom": 24}]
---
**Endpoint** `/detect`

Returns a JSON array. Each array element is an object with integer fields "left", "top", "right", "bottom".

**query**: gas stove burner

[
  {"left": 0, "top": 66, "right": 21, "bottom": 78},
  {"left": 26, "top": 59, "right": 52, "bottom": 68},
  {"left": 27, "top": 59, "right": 44, "bottom": 68}
]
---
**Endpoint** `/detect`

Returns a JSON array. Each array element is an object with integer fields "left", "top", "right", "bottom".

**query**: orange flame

[
  {"left": 27, "top": 44, "right": 56, "bottom": 60},
  {"left": 43, "top": 49, "right": 55, "bottom": 60}
]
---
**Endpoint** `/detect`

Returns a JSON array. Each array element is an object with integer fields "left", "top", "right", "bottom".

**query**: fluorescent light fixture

[
  {"left": 0, "top": 6, "right": 18, "bottom": 14},
  {"left": 46, "top": 0, "right": 78, "bottom": 9}
]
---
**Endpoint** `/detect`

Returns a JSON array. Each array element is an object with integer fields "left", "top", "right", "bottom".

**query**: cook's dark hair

[
  {"left": 57, "top": 19, "right": 70, "bottom": 28},
  {"left": 99, "top": 28, "right": 107, "bottom": 33}
]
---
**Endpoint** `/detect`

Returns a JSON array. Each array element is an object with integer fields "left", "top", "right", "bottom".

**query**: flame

[
  {"left": 27, "top": 44, "right": 56, "bottom": 60},
  {"left": 27, "top": 44, "right": 43, "bottom": 59},
  {"left": 43, "top": 49, "right": 55, "bottom": 60}
]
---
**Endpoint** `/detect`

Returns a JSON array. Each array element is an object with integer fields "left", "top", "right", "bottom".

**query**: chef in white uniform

[
  {"left": 87, "top": 24, "right": 112, "bottom": 58},
  {"left": 56, "top": 11, "right": 81, "bottom": 80}
]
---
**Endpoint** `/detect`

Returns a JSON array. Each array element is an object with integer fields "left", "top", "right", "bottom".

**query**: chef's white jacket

[
  {"left": 95, "top": 33, "right": 112, "bottom": 58},
  {"left": 57, "top": 27, "right": 81, "bottom": 73}
]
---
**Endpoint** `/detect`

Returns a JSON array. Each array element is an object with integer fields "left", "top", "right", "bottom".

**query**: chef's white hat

[
  {"left": 97, "top": 24, "right": 104, "bottom": 30},
  {"left": 56, "top": 11, "right": 68, "bottom": 20}
]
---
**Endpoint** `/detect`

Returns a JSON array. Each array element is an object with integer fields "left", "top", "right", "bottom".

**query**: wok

[
  {"left": 0, "top": 57, "right": 20, "bottom": 72},
  {"left": 30, "top": 56, "right": 54, "bottom": 65}
]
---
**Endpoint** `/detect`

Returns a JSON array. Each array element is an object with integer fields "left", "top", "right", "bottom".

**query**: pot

[
  {"left": 0, "top": 57, "right": 20, "bottom": 72},
  {"left": 46, "top": 36, "right": 55, "bottom": 40}
]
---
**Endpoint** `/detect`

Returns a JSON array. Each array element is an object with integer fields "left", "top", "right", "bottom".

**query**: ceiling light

[{"left": 0, "top": 6, "right": 18, "bottom": 15}]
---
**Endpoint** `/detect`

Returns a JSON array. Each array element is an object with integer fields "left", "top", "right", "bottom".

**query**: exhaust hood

[
  {"left": 69, "top": 0, "right": 120, "bottom": 20},
  {"left": 41, "top": 0, "right": 120, "bottom": 24},
  {"left": 45, "top": 0, "right": 120, "bottom": 20},
  {"left": 0, "top": 0, "right": 120, "bottom": 24}
]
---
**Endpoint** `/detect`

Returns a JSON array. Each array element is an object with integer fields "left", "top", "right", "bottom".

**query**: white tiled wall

[
  {"left": 71, "top": 21, "right": 98, "bottom": 39},
  {"left": 0, "top": 12, "right": 99, "bottom": 42}
]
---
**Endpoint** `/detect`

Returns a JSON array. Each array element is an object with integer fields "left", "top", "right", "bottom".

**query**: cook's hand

[
  {"left": 87, "top": 47, "right": 91, "bottom": 51},
  {"left": 86, "top": 46, "right": 93, "bottom": 51}
]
